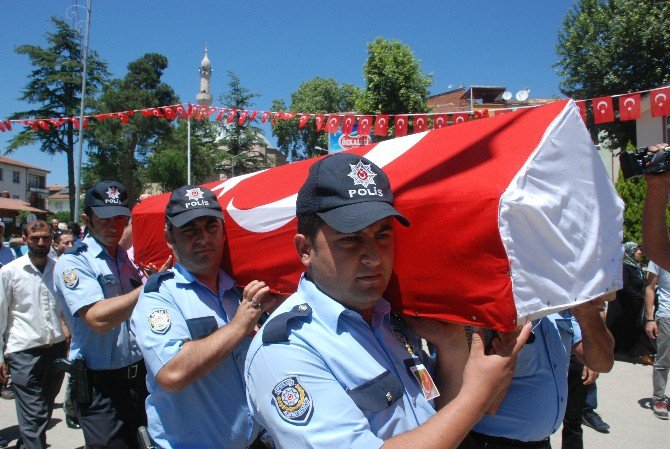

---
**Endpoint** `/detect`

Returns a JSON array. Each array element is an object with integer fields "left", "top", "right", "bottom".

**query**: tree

[
  {"left": 84, "top": 53, "right": 178, "bottom": 205},
  {"left": 216, "top": 71, "right": 268, "bottom": 176},
  {"left": 6, "top": 17, "right": 109, "bottom": 219},
  {"left": 355, "top": 37, "right": 432, "bottom": 139},
  {"left": 272, "top": 77, "right": 359, "bottom": 160},
  {"left": 555, "top": 0, "right": 670, "bottom": 147}
]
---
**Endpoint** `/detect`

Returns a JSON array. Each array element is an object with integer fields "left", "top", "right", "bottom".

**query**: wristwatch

[{"left": 647, "top": 319, "right": 656, "bottom": 322}]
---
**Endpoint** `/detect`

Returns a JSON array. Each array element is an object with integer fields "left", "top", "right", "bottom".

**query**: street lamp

[{"left": 67, "top": 0, "right": 92, "bottom": 220}]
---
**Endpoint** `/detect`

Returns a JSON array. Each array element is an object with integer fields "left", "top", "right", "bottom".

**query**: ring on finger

[{"left": 251, "top": 301, "right": 261, "bottom": 309}]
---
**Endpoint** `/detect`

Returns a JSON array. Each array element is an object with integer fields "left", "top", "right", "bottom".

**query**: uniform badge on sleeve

[
  {"left": 148, "top": 309, "right": 171, "bottom": 334},
  {"left": 62, "top": 269, "right": 79, "bottom": 289},
  {"left": 272, "top": 376, "right": 313, "bottom": 425}
]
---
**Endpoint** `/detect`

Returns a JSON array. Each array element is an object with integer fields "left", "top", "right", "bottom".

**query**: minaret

[{"left": 196, "top": 45, "right": 213, "bottom": 106}]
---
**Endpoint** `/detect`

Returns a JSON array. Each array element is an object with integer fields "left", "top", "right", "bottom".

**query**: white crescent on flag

[
  {"left": 597, "top": 100, "right": 609, "bottom": 112},
  {"left": 624, "top": 97, "right": 636, "bottom": 109},
  {"left": 655, "top": 93, "right": 667, "bottom": 105}
]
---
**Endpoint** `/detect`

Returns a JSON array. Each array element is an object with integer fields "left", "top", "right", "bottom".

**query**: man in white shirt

[{"left": 0, "top": 220, "right": 67, "bottom": 449}]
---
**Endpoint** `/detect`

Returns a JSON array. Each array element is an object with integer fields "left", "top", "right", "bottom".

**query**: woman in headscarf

[{"left": 606, "top": 242, "right": 652, "bottom": 361}]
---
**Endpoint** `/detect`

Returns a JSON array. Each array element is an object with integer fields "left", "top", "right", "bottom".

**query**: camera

[{"left": 620, "top": 146, "right": 670, "bottom": 179}]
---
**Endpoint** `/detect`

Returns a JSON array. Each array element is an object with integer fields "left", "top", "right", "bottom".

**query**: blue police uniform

[
  {"left": 471, "top": 312, "right": 582, "bottom": 443},
  {"left": 131, "top": 263, "right": 259, "bottom": 449},
  {"left": 54, "top": 235, "right": 143, "bottom": 369},
  {"left": 245, "top": 275, "right": 436, "bottom": 449}
]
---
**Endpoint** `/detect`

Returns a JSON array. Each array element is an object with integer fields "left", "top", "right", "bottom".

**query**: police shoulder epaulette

[
  {"left": 144, "top": 271, "right": 175, "bottom": 293},
  {"left": 63, "top": 241, "right": 87, "bottom": 255},
  {"left": 262, "top": 303, "right": 312, "bottom": 344}
]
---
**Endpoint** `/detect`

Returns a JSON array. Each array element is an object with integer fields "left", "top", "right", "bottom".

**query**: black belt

[
  {"left": 88, "top": 361, "right": 145, "bottom": 382},
  {"left": 467, "top": 431, "right": 550, "bottom": 449}
]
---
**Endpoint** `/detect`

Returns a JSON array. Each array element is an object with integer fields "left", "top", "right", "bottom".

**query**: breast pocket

[
  {"left": 186, "top": 316, "right": 219, "bottom": 340},
  {"left": 97, "top": 274, "right": 122, "bottom": 298},
  {"left": 346, "top": 371, "right": 404, "bottom": 413}
]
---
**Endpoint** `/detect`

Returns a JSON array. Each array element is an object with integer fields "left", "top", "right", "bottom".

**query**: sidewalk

[{"left": 0, "top": 360, "right": 666, "bottom": 448}]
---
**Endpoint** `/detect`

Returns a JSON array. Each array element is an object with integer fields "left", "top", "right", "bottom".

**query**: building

[
  {"left": 0, "top": 156, "right": 50, "bottom": 209},
  {"left": 45, "top": 185, "right": 71, "bottom": 215},
  {"left": 635, "top": 93, "right": 670, "bottom": 148},
  {"left": 428, "top": 86, "right": 556, "bottom": 114}
]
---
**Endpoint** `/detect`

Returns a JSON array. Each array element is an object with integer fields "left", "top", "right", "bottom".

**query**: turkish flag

[
  {"left": 227, "top": 109, "right": 238, "bottom": 123},
  {"left": 650, "top": 87, "right": 670, "bottom": 117},
  {"left": 358, "top": 116, "right": 373, "bottom": 135},
  {"left": 325, "top": 114, "right": 341, "bottom": 133},
  {"left": 249, "top": 111, "right": 259, "bottom": 121},
  {"left": 238, "top": 110, "right": 249, "bottom": 125},
  {"left": 298, "top": 114, "right": 310, "bottom": 128},
  {"left": 575, "top": 101, "right": 587, "bottom": 124},
  {"left": 342, "top": 114, "right": 355, "bottom": 135},
  {"left": 133, "top": 100, "right": 622, "bottom": 331},
  {"left": 36, "top": 120, "right": 50, "bottom": 130},
  {"left": 140, "top": 109, "right": 155, "bottom": 117},
  {"left": 1, "top": 120, "right": 11, "bottom": 132},
  {"left": 215, "top": 108, "right": 228, "bottom": 121},
  {"left": 395, "top": 115, "right": 408, "bottom": 137},
  {"left": 174, "top": 104, "right": 188, "bottom": 119},
  {"left": 433, "top": 114, "right": 448, "bottom": 129},
  {"left": 315, "top": 114, "right": 325, "bottom": 132},
  {"left": 593, "top": 96, "right": 615, "bottom": 124},
  {"left": 618, "top": 94, "right": 641, "bottom": 121},
  {"left": 451, "top": 113, "right": 469, "bottom": 125},
  {"left": 414, "top": 115, "right": 428, "bottom": 133},
  {"left": 0, "top": 122, "right": 5, "bottom": 132},
  {"left": 261, "top": 111, "right": 271, "bottom": 124},
  {"left": 473, "top": 109, "right": 489, "bottom": 119},
  {"left": 282, "top": 112, "right": 296, "bottom": 121},
  {"left": 162, "top": 106, "right": 176, "bottom": 120},
  {"left": 374, "top": 115, "right": 389, "bottom": 136},
  {"left": 48, "top": 118, "right": 66, "bottom": 127}
]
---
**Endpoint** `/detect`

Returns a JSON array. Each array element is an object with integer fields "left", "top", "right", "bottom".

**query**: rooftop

[
  {"left": 0, "top": 197, "right": 45, "bottom": 213},
  {"left": 0, "top": 156, "right": 50, "bottom": 173}
]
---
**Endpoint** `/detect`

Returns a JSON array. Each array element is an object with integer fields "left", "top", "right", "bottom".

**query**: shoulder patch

[
  {"left": 62, "top": 268, "right": 79, "bottom": 289},
  {"left": 144, "top": 271, "right": 175, "bottom": 293},
  {"left": 262, "top": 304, "right": 312, "bottom": 344},
  {"left": 272, "top": 376, "right": 313, "bottom": 425},
  {"left": 149, "top": 309, "right": 171, "bottom": 334},
  {"left": 63, "top": 241, "right": 87, "bottom": 255}
]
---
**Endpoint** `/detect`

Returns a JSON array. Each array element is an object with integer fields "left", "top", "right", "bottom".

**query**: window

[
  {"left": 55, "top": 201, "right": 63, "bottom": 211},
  {"left": 0, "top": 168, "right": 3, "bottom": 181},
  {"left": 12, "top": 195, "right": 19, "bottom": 199},
  {"left": 12, "top": 171, "right": 19, "bottom": 183}
]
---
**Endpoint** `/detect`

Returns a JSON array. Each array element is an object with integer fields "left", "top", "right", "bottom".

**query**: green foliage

[
  {"left": 7, "top": 17, "right": 109, "bottom": 219},
  {"left": 216, "top": 71, "right": 268, "bottom": 176},
  {"left": 49, "top": 211, "right": 73, "bottom": 224},
  {"left": 615, "top": 172, "right": 646, "bottom": 243},
  {"left": 272, "top": 77, "right": 359, "bottom": 160},
  {"left": 84, "top": 53, "right": 178, "bottom": 205},
  {"left": 555, "top": 0, "right": 670, "bottom": 147},
  {"left": 355, "top": 38, "right": 432, "bottom": 117}
]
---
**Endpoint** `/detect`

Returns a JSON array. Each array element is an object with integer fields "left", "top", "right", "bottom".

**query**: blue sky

[{"left": 0, "top": 0, "right": 576, "bottom": 185}]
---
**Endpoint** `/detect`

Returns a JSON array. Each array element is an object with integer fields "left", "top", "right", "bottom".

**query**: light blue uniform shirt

[
  {"left": 473, "top": 312, "right": 582, "bottom": 442},
  {"left": 54, "top": 235, "right": 143, "bottom": 370},
  {"left": 245, "top": 276, "right": 435, "bottom": 449},
  {"left": 131, "top": 264, "right": 258, "bottom": 449},
  {"left": 0, "top": 245, "right": 16, "bottom": 267},
  {"left": 647, "top": 261, "right": 670, "bottom": 318}
]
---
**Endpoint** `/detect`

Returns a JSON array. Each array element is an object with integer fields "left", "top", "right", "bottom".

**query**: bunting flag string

[{"left": 2, "top": 84, "right": 670, "bottom": 137}]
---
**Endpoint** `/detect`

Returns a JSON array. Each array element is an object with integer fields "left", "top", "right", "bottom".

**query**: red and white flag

[
  {"left": 227, "top": 109, "right": 238, "bottom": 123},
  {"left": 249, "top": 111, "right": 259, "bottom": 121},
  {"left": 261, "top": 111, "right": 271, "bottom": 123},
  {"left": 358, "top": 116, "right": 373, "bottom": 135},
  {"left": 593, "top": 96, "right": 615, "bottom": 124},
  {"left": 618, "top": 94, "right": 641, "bottom": 121},
  {"left": 433, "top": 114, "right": 448, "bottom": 129},
  {"left": 395, "top": 115, "right": 408, "bottom": 137},
  {"left": 341, "top": 114, "right": 355, "bottom": 135},
  {"left": 298, "top": 114, "right": 310, "bottom": 129},
  {"left": 133, "top": 100, "right": 622, "bottom": 331},
  {"left": 451, "top": 113, "right": 469, "bottom": 125},
  {"left": 315, "top": 114, "right": 325, "bottom": 132},
  {"left": 325, "top": 114, "right": 340, "bottom": 133},
  {"left": 650, "top": 87, "right": 670, "bottom": 117},
  {"left": 413, "top": 115, "right": 428, "bottom": 133},
  {"left": 374, "top": 115, "right": 389, "bottom": 136},
  {"left": 238, "top": 110, "right": 249, "bottom": 125},
  {"left": 473, "top": 109, "right": 489, "bottom": 119},
  {"left": 575, "top": 101, "right": 587, "bottom": 124}
]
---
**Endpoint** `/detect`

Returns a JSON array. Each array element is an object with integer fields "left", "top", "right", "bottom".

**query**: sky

[{"left": 0, "top": 0, "right": 577, "bottom": 185}]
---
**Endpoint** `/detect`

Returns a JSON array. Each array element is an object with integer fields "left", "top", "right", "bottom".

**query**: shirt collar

[
  {"left": 83, "top": 234, "right": 127, "bottom": 262},
  {"left": 18, "top": 253, "right": 55, "bottom": 274},
  {"left": 172, "top": 262, "right": 236, "bottom": 297},
  {"left": 298, "top": 274, "right": 389, "bottom": 332}
]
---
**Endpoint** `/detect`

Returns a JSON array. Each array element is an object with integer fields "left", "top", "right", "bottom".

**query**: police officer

[
  {"left": 245, "top": 153, "right": 531, "bottom": 449},
  {"left": 54, "top": 181, "right": 166, "bottom": 449},
  {"left": 131, "top": 185, "right": 277, "bottom": 449}
]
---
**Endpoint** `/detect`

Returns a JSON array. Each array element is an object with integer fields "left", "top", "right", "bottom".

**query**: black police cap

[
  {"left": 165, "top": 185, "right": 223, "bottom": 227},
  {"left": 84, "top": 181, "right": 130, "bottom": 219}
]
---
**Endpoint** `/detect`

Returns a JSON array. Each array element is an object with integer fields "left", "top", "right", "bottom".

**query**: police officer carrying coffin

[
  {"left": 245, "top": 153, "right": 531, "bottom": 449},
  {"left": 131, "top": 185, "right": 277, "bottom": 449},
  {"left": 54, "top": 181, "right": 167, "bottom": 449}
]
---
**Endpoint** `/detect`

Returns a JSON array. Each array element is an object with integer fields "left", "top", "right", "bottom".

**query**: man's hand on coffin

[{"left": 234, "top": 280, "right": 279, "bottom": 337}]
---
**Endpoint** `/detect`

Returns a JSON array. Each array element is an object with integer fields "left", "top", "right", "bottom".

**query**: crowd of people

[{"left": 0, "top": 147, "right": 667, "bottom": 449}]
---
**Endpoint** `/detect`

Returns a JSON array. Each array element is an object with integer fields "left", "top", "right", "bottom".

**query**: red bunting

[
  {"left": 451, "top": 113, "right": 469, "bottom": 125},
  {"left": 374, "top": 115, "right": 389, "bottom": 136},
  {"left": 433, "top": 114, "right": 448, "bottom": 129},
  {"left": 227, "top": 109, "right": 237, "bottom": 123},
  {"left": 650, "top": 87, "right": 670, "bottom": 117},
  {"left": 341, "top": 114, "right": 355, "bottom": 135},
  {"left": 298, "top": 114, "right": 310, "bottom": 128},
  {"left": 23, "top": 120, "right": 39, "bottom": 131},
  {"left": 0, "top": 122, "right": 5, "bottom": 132},
  {"left": 215, "top": 108, "right": 228, "bottom": 121},
  {"left": 261, "top": 111, "right": 271, "bottom": 124},
  {"left": 593, "top": 96, "right": 615, "bottom": 124},
  {"left": 249, "top": 110, "right": 259, "bottom": 121},
  {"left": 161, "top": 106, "right": 176, "bottom": 120},
  {"left": 473, "top": 109, "right": 489, "bottom": 119},
  {"left": 325, "top": 114, "right": 340, "bottom": 133},
  {"left": 174, "top": 104, "right": 188, "bottom": 119},
  {"left": 618, "top": 94, "right": 641, "bottom": 121},
  {"left": 238, "top": 110, "right": 249, "bottom": 125},
  {"left": 575, "top": 101, "right": 587, "bottom": 124},
  {"left": 413, "top": 115, "right": 428, "bottom": 132},
  {"left": 358, "top": 116, "right": 372, "bottom": 135},
  {"left": 315, "top": 114, "right": 325, "bottom": 132},
  {"left": 281, "top": 112, "right": 296, "bottom": 121},
  {"left": 395, "top": 115, "right": 408, "bottom": 137},
  {"left": 2, "top": 120, "right": 12, "bottom": 132},
  {"left": 37, "top": 120, "right": 50, "bottom": 130}
]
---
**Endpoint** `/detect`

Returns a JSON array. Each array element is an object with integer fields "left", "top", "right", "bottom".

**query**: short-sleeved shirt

[
  {"left": 473, "top": 312, "right": 582, "bottom": 442},
  {"left": 0, "top": 244, "right": 16, "bottom": 267},
  {"left": 245, "top": 275, "right": 436, "bottom": 449},
  {"left": 647, "top": 261, "right": 670, "bottom": 318},
  {"left": 54, "top": 235, "right": 143, "bottom": 370},
  {"left": 131, "top": 264, "right": 258, "bottom": 449}
]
